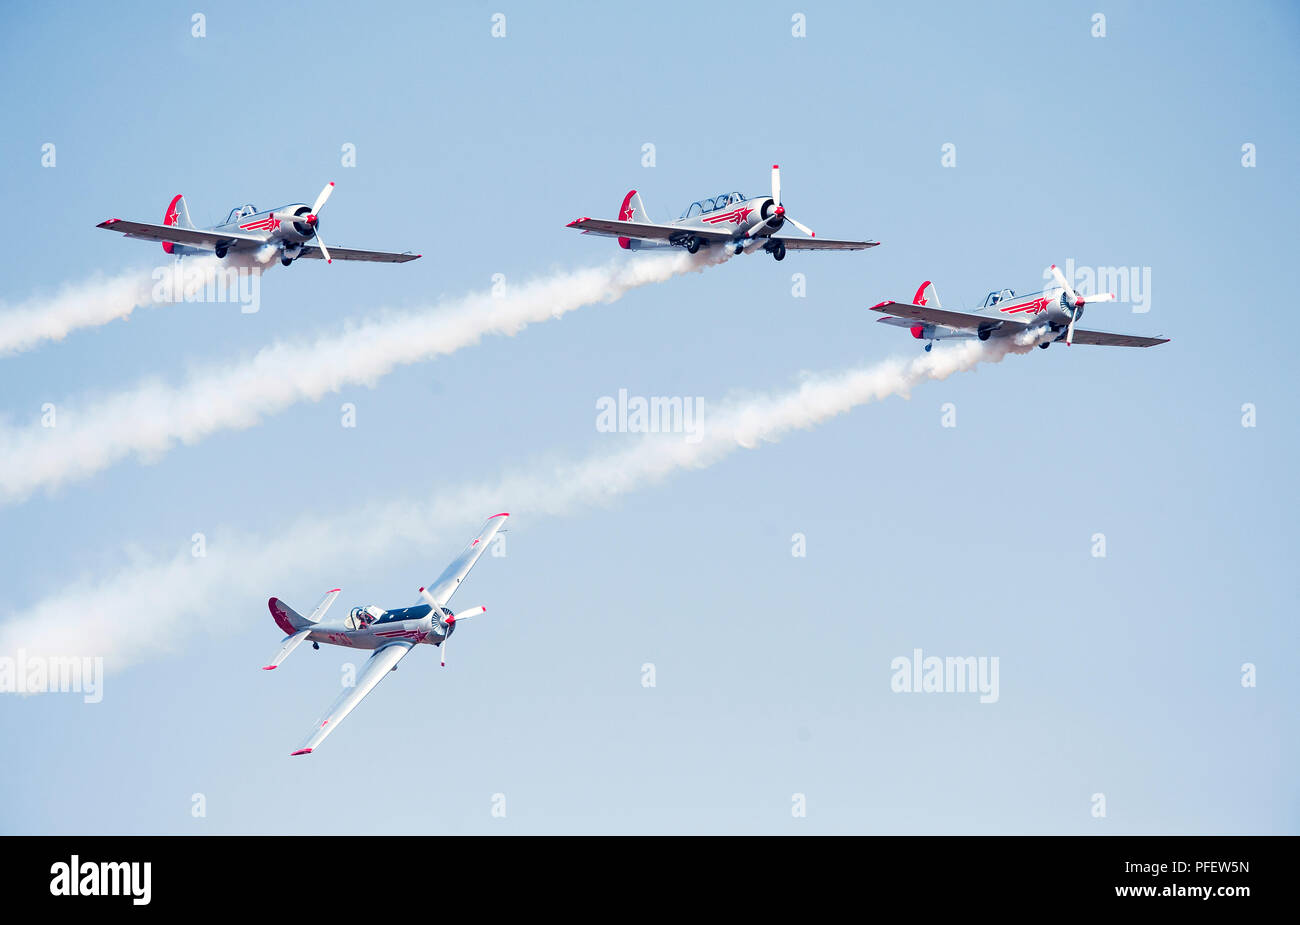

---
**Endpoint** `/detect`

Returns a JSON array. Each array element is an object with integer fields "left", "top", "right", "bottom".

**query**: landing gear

[
  {"left": 733, "top": 243, "right": 743, "bottom": 255},
  {"left": 685, "top": 236, "right": 701, "bottom": 254},
  {"left": 280, "top": 256, "right": 293, "bottom": 267},
  {"left": 978, "top": 329, "right": 991, "bottom": 341},
  {"left": 215, "top": 246, "right": 228, "bottom": 259},
  {"left": 924, "top": 342, "right": 933, "bottom": 353},
  {"left": 1038, "top": 341, "right": 1051, "bottom": 349},
  {"left": 312, "top": 641, "right": 320, "bottom": 650},
  {"left": 771, "top": 241, "right": 786, "bottom": 261}
]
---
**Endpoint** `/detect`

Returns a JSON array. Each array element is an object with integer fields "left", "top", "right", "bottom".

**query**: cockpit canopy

[
  {"left": 375, "top": 604, "right": 432, "bottom": 623},
  {"left": 982, "top": 288, "right": 1016, "bottom": 308},
  {"left": 680, "top": 191, "right": 748, "bottom": 219},
  {"left": 224, "top": 204, "right": 259, "bottom": 224}
]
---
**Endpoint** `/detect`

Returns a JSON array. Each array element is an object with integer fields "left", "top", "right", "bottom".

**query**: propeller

[
  {"left": 417, "top": 587, "right": 488, "bottom": 667},
  {"left": 1050, "top": 264, "right": 1116, "bottom": 346},
  {"left": 309, "top": 182, "right": 335, "bottom": 263},
  {"left": 275, "top": 182, "right": 336, "bottom": 263},
  {"left": 746, "top": 165, "right": 818, "bottom": 240}
]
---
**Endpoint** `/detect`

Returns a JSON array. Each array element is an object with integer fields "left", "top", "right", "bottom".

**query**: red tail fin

[
  {"left": 161, "top": 194, "right": 184, "bottom": 255},
  {"left": 912, "top": 281, "right": 940, "bottom": 308},
  {"left": 617, "top": 190, "right": 637, "bottom": 250}
]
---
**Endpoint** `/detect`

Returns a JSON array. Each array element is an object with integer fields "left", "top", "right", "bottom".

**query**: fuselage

[
  {"left": 914, "top": 287, "right": 1079, "bottom": 344},
  {"left": 670, "top": 191, "right": 783, "bottom": 240},
  {"left": 170, "top": 202, "right": 320, "bottom": 258},
  {"left": 306, "top": 603, "right": 453, "bottom": 652}
]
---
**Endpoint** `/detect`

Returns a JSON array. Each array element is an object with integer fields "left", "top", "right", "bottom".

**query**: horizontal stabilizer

[{"left": 263, "top": 628, "right": 312, "bottom": 670}]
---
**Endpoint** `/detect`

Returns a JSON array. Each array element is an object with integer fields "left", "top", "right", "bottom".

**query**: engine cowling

[{"left": 272, "top": 204, "right": 317, "bottom": 242}]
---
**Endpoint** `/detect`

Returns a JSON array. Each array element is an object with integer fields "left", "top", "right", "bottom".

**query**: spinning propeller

[
  {"left": 1050, "top": 263, "right": 1117, "bottom": 346},
  {"left": 747, "top": 165, "right": 817, "bottom": 239},
  {"left": 274, "top": 181, "right": 336, "bottom": 263},
  {"left": 418, "top": 586, "right": 487, "bottom": 667}
]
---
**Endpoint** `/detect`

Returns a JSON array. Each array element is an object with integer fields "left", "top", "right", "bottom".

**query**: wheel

[
  {"left": 733, "top": 243, "right": 743, "bottom": 255},
  {"left": 1038, "top": 342, "right": 1050, "bottom": 349},
  {"left": 978, "top": 329, "right": 991, "bottom": 341},
  {"left": 215, "top": 246, "right": 228, "bottom": 259},
  {"left": 685, "top": 236, "right": 700, "bottom": 254},
  {"left": 773, "top": 242, "right": 786, "bottom": 261},
  {"left": 924, "top": 343, "right": 933, "bottom": 352},
  {"left": 280, "top": 256, "right": 293, "bottom": 267}
]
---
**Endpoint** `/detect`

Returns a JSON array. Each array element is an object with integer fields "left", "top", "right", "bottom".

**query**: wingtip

[{"left": 97, "top": 219, "right": 120, "bottom": 227}]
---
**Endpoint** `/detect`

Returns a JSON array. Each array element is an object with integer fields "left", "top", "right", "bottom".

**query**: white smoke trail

[
  {"left": 0, "top": 249, "right": 729, "bottom": 505},
  {"left": 0, "top": 334, "right": 1040, "bottom": 670},
  {"left": 0, "top": 256, "right": 234, "bottom": 356}
]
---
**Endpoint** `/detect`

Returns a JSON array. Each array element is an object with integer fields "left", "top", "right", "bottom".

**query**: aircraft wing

[
  {"left": 423, "top": 513, "right": 510, "bottom": 607},
  {"left": 297, "top": 246, "right": 421, "bottom": 263},
  {"left": 95, "top": 218, "right": 266, "bottom": 251},
  {"left": 565, "top": 217, "right": 736, "bottom": 244},
  {"left": 870, "top": 300, "right": 1016, "bottom": 330},
  {"left": 290, "top": 641, "right": 414, "bottom": 755},
  {"left": 1065, "top": 328, "right": 1170, "bottom": 348},
  {"left": 770, "top": 234, "right": 879, "bottom": 251}
]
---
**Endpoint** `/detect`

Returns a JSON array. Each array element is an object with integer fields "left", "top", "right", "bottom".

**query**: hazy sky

[{"left": 0, "top": 0, "right": 1295, "bottom": 834}]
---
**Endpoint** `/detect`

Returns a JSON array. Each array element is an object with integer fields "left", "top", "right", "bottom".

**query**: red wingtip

[
  {"left": 567, "top": 217, "right": 589, "bottom": 227},
  {"left": 290, "top": 748, "right": 313, "bottom": 756},
  {"left": 871, "top": 300, "right": 890, "bottom": 309},
  {"left": 100, "top": 218, "right": 119, "bottom": 226}
]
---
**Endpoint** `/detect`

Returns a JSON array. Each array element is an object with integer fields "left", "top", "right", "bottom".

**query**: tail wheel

[{"left": 685, "top": 236, "right": 700, "bottom": 254}]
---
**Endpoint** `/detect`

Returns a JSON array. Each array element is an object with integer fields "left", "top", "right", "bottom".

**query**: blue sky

[{"left": 0, "top": 0, "right": 1295, "bottom": 833}]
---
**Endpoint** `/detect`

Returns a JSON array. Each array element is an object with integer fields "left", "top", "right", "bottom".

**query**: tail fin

[
  {"left": 617, "top": 189, "right": 649, "bottom": 249},
  {"left": 268, "top": 588, "right": 342, "bottom": 635},
  {"left": 161, "top": 194, "right": 194, "bottom": 255},
  {"left": 913, "top": 281, "right": 941, "bottom": 308}
]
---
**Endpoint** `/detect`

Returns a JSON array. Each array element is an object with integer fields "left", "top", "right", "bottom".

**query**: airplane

[
  {"left": 263, "top": 513, "right": 508, "bottom": 756},
  {"left": 870, "top": 264, "right": 1170, "bottom": 351},
  {"left": 96, "top": 181, "right": 420, "bottom": 266},
  {"left": 566, "top": 165, "right": 878, "bottom": 261}
]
